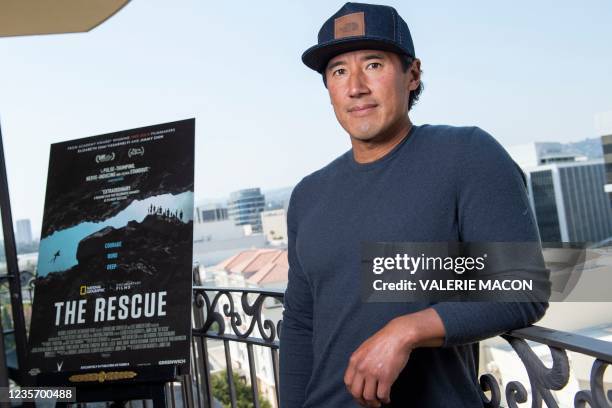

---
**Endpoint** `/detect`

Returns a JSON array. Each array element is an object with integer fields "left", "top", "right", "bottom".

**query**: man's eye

[
  {"left": 366, "top": 62, "right": 382, "bottom": 70},
  {"left": 332, "top": 68, "right": 346, "bottom": 76}
]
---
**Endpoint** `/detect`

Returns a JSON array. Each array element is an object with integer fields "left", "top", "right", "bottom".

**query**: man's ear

[{"left": 408, "top": 58, "right": 421, "bottom": 92}]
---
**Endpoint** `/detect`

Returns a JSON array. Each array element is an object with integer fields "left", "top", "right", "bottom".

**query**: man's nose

[{"left": 348, "top": 70, "right": 369, "bottom": 98}]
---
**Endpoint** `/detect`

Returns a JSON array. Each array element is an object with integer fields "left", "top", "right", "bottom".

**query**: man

[{"left": 279, "top": 3, "right": 548, "bottom": 407}]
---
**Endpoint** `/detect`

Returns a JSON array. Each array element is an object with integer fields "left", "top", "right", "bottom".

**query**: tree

[{"left": 211, "top": 370, "right": 272, "bottom": 408}]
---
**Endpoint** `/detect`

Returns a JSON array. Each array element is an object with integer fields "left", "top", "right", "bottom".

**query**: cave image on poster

[{"left": 27, "top": 119, "right": 195, "bottom": 377}]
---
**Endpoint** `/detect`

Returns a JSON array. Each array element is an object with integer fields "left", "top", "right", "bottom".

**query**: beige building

[
  {"left": 596, "top": 111, "right": 612, "bottom": 201},
  {"left": 260, "top": 209, "right": 288, "bottom": 246}
]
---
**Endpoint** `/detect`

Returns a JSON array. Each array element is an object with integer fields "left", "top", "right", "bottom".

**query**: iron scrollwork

[
  {"left": 191, "top": 285, "right": 612, "bottom": 408},
  {"left": 192, "top": 288, "right": 284, "bottom": 344},
  {"left": 479, "top": 332, "right": 611, "bottom": 408},
  {"left": 574, "top": 359, "right": 611, "bottom": 408}
]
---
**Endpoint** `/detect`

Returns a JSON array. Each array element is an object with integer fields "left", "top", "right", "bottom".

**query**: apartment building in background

[
  {"left": 228, "top": 188, "right": 266, "bottom": 233},
  {"left": 509, "top": 142, "right": 612, "bottom": 243},
  {"left": 15, "top": 219, "right": 32, "bottom": 245},
  {"left": 596, "top": 111, "right": 612, "bottom": 206}
]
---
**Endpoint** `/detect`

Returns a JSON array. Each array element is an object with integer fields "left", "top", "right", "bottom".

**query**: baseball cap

[{"left": 302, "top": 2, "right": 415, "bottom": 73}]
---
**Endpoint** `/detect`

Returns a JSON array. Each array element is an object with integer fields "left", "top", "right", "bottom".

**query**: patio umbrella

[{"left": 0, "top": 0, "right": 130, "bottom": 37}]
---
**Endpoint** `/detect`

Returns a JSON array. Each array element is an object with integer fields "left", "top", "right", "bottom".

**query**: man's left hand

[
  {"left": 343, "top": 308, "right": 446, "bottom": 407},
  {"left": 343, "top": 316, "right": 413, "bottom": 407}
]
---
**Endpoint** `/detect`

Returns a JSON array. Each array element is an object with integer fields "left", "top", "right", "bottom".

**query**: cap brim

[{"left": 301, "top": 36, "right": 412, "bottom": 73}]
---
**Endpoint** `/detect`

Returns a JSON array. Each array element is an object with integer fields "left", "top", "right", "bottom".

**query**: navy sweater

[{"left": 279, "top": 125, "right": 548, "bottom": 407}]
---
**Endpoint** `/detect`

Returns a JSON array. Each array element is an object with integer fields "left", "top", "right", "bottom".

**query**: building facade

[
  {"left": 603, "top": 135, "right": 612, "bottom": 203},
  {"left": 227, "top": 188, "right": 266, "bottom": 233},
  {"left": 525, "top": 160, "right": 612, "bottom": 243},
  {"left": 194, "top": 203, "right": 228, "bottom": 224},
  {"left": 15, "top": 219, "right": 32, "bottom": 245},
  {"left": 260, "top": 209, "right": 288, "bottom": 245},
  {"left": 597, "top": 111, "right": 612, "bottom": 206}
]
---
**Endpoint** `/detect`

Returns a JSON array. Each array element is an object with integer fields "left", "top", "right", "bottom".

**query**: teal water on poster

[{"left": 37, "top": 191, "right": 194, "bottom": 277}]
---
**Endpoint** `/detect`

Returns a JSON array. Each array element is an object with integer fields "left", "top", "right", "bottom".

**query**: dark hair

[
  {"left": 399, "top": 55, "right": 423, "bottom": 111},
  {"left": 321, "top": 52, "right": 424, "bottom": 111}
]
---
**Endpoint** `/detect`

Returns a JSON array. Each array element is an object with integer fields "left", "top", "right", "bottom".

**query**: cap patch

[{"left": 334, "top": 12, "right": 365, "bottom": 39}]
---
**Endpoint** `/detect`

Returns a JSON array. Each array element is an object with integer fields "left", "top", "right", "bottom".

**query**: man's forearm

[
  {"left": 392, "top": 307, "right": 446, "bottom": 351},
  {"left": 431, "top": 301, "right": 547, "bottom": 346}
]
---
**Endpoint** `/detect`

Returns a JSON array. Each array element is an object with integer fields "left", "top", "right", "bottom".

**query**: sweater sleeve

[
  {"left": 431, "top": 127, "right": 549, "bottom": 347},
  {"left": 279, "top": 184, "right": 314, "bottom": 407}
]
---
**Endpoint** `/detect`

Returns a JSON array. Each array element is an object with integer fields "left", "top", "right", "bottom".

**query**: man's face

[{"left": 325, "top": 49, "right": 418, "bottom": 142}]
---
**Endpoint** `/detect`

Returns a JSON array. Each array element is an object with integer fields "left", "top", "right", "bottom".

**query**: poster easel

[{"left": 36, "top": 365, "right": 178, "bottom": 407}]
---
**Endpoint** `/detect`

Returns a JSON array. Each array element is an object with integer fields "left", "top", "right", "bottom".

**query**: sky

[{"left": 0, "top": 0, "right": 611, "bottom": 238}]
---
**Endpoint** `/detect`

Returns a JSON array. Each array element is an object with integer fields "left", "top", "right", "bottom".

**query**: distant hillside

[
  {"left": 196, "top": 186, "right": 295, "bottom": 209},
  {"left": 262, "top": 186, "right": 294, "bottom": 204},
  {"left": 565, "top": 137, "right": 603, "bottom": 159}
]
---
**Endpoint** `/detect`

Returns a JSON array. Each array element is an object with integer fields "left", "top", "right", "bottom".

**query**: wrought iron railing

[
  {"left": 481, "top": 326, "right": 612, "bottom": 408},
  {"left": 184, "top": 285, "right": 612, "bottom": 408},
  {"left": 188, "top": 285, "right": 284, "bottom": 408},
  {"left": 5, "top": 269, "right": 611, "bottom": 407}
]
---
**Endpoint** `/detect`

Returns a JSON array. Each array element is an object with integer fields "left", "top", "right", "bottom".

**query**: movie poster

[{"left": 27, "top": 119, "right": 195, "bottom": 378}]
